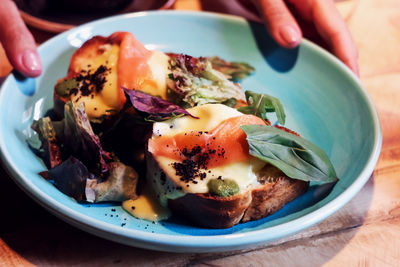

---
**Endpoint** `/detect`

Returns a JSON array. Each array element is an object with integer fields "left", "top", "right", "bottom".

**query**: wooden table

[{"left": 1, "top": 0, "right": 400, "bottom": 265}]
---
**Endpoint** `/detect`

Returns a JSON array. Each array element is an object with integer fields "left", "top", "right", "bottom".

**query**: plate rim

[{"left": 0, "top": 10, "right": 382, "bottom": 252}]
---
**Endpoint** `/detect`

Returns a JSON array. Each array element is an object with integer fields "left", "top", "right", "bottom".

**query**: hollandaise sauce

[{"left": 122, "top": 185, "right": 171, "bottom": 222}]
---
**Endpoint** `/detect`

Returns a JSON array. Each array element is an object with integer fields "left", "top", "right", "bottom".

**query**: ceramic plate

[{"left": 0, "top": 11, "right": 382, "bottom": 252}]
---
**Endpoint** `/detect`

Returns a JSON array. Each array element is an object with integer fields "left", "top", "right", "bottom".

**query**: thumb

[
  {"left": 0, "top": 0, "right": 42, "bottom": 77},
  {"left": 253, "top": 0, "right": 302, "bottom": 48}
]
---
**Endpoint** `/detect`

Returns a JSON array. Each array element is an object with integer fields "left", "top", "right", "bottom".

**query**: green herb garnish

[
  {"left": 241, "top": 125, "right": 338, "bottom": 183},
  {"left": 239, "top": 90, "right": 286, "bottom": 125}
]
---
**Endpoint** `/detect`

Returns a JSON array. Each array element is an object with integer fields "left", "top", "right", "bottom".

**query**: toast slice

[{"left": 147, "top": 151, "right": 309, "bottom": 229}]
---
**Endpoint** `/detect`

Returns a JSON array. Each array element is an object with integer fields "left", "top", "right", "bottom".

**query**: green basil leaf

[
  {"left": 241, "top": 125, "right": 338, "bottom": 183},
  {"left": 238, "top": 90, "right": 286, "bottom": 125}
]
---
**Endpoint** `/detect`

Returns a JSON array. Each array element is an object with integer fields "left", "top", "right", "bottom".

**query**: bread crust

[
  {"left": 168, "top": 191, "right": 252, "bottom": 229},
  {"left": 68, "top": 36, "right": 112, "bottom": 76},
  {"left": 242, "top": 174, "right": 309, "bottom": 223}
]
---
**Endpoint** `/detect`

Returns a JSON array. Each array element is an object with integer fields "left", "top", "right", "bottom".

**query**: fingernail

[
  {"left": 279, "top": 25, "right": 300, "bottom": 47},
  {"left": 21, "top": 50, "right": 41, "bottom": 74}
]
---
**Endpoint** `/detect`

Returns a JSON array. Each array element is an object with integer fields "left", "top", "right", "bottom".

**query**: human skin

[
  {"left": 202, "top": 0, "right": 359, "bottom": 76},
  {"left": 0, "top": 0, "right": 42, "bottom": 77}
]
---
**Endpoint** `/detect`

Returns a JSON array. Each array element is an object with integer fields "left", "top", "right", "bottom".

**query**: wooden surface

[{"left": 1, "top": 0, "right": 400, "bottom": 266}]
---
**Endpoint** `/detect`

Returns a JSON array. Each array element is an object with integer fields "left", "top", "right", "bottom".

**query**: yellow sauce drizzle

[{"left": 122, "top": 186, "right": 171, "bottom": 221}]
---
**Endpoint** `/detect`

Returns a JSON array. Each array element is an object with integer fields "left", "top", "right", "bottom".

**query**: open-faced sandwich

[
  {"left": 146, "top": 103, "right": 310, "bottom": 228},
  {"left": 30, "top": 32, "right": 338, "bottom": 228}
]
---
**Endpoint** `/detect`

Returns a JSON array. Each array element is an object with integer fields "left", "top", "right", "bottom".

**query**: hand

[
  {"left": 0, "top": 0, "right": 42, "bottom": 77},
  {"left": 201, "top": 0, "right": 359, "bottom": 76},
  {"left": 252, "top": 0, "right": 359, "bottom": 76}
]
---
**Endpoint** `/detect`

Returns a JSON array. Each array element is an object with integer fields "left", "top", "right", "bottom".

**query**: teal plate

[{"left": 0, "top": 11, "right": 382, "bottom": 252}]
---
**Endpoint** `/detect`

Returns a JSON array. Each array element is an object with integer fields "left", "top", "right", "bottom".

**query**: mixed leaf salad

[{"left": 29, "top": 34, "right": 337, "bottom": 217}]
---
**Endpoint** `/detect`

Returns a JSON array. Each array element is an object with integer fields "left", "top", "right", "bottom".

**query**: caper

[
  {"left": 55, "top": 78, "right": 79, "bottom": 97},
  {"left": 207, "top": 178, "right": 239, "bottom": 197}
]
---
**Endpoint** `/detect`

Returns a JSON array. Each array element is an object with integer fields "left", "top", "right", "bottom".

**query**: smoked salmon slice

[
  {"left": 149, "top": 114, "right": 266, "bottom": 168},
  {"left": 110, "top": 32, "right": 153, "bottom": 91}
]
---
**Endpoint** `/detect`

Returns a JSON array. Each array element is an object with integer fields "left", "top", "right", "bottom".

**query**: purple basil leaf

[
  {"left": 31, "top": 117, "right": 63, "bottom": 169},
  {"left": 45, "top": 156, "right": 95, "bottom": 202},
  {"left": 122, "top": 87, "right": 198, "bottom": 119},
  {"left": 62, "top": 101, "right": 112, "bottom": 176}
]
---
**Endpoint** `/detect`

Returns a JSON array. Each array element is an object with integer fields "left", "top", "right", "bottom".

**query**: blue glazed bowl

[{"left": 0, "top": 11, "right": 382, "bottom": 252}]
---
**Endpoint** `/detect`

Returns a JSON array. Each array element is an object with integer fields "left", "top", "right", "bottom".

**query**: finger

[
  {"left": 309, "top": 0, "right": 359, "bottom": 76},
  {"left": 0, "top": 0, "right": 42, "bottom": 77},
  {"left": 252, "top": 0, "right": 302, "bottom": 48}
]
